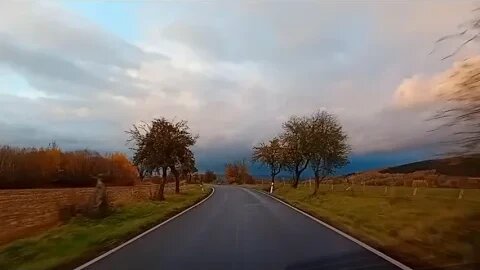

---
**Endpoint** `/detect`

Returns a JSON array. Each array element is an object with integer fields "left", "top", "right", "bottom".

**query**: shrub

[
  {"left": 203, "top": 170, "right": 217, "bottom": 183},
  {"left": 225, "top": 160, "right": 252, "bottom": 184}
]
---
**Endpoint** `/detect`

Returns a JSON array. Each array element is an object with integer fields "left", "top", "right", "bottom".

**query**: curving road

[{"left": 82, "top": 185, "right": 402, "bottom": 270}]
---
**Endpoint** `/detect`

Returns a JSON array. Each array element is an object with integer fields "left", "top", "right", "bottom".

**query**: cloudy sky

[{"left": 0, "top": 1, "right": 478, "bottom": 174}]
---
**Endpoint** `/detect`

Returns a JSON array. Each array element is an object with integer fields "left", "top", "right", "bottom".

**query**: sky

[{"left": 0, "top": 1, "right": 478, "bottom": 175}]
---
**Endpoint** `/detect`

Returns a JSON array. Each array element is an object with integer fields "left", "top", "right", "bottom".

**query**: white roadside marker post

[
  {"left": 270, "top": 182, "right": 274, "bottom": 194},
  {"left": 458, "top": 189, "right": 464, "bottom": 200}
]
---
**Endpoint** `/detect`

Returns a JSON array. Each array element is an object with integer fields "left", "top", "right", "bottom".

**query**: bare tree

[
  {"left": 308, "top": 111, "right": 349, "bottom": 195},
  {"left": 431, "top": 61, "right": 480, "bottom": 155},
  {"left": 430, "top": 10, "right": 480, "bottom": 155},
  {"left": 280, "top": 116, "right": 311, "bottom": 188},
  {"left": 127, "top": 118, "right": 197, "bottom": 199},
  {"left": 431, "top": 8, "right": 480, "bottom": 60},
  {"left": 252, "top": 137, "right": 283, "bottom": 193},
  {"left": 168, "top": 121, "right": 198, "bottom": 193},
  {"left": 180, "top": 151, "right": 197, "bottom": 183}
]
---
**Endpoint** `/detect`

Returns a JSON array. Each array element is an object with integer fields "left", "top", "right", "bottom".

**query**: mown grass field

[
  {"left": 259, "top": 182, "right": 480, "bottom": 269},
  {"left": 0, "top": 185, "right": 211, "bottom": 270}
]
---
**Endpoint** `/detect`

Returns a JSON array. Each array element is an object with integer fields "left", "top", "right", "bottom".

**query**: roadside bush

[
  {"left": 203, "top": 170, "right": 217, "bottom": 183},
  {"left": 225, "top": 160, "right": 252, "bottom": 184}
]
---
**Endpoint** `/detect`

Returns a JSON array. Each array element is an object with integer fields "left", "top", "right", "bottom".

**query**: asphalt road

[{"left": 83, "top": 185, "right": 401, "bottom": 270}]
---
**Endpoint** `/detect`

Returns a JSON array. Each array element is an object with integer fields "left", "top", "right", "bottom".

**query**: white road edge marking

[
  {"left": 73, "top": 187, "right": 215, "bottom": 270},
  {"left": 252, "top": 188, "right": 413, "bottom": 270}
]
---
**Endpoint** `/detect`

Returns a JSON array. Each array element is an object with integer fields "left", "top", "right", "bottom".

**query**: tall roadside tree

[
  {"left": 252, "top": 137, "right": 284, "bottom": 193},
  {"left": 167, "top": 120, "right": 198, "bottom": 193},
  {"left": 308, "top": 111, "right": 349, "bottom": 195},
  {"left": 126, "top": 121, "right": 155, "bottom": 179},
  {"left": 280, "top": 116, "right": 311, "bottom": 188},
  {"left": 180, "top": 151, "right": 197, "bottom": 184},
  {"left": 127, "top": 118, "right": 197, "bottom": 200}
]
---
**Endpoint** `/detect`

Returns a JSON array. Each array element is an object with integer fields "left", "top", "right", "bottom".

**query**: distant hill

[{"left": 380, "top": 155, "right": 480, "bottom": 177}]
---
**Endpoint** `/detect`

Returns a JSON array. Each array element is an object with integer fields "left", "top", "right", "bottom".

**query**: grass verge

[
  {"left": 259, "top": 184, "right": 480, "bottom": 270},
  {"left": 0, "top": 185, "right": 211, "bottom": 270}
]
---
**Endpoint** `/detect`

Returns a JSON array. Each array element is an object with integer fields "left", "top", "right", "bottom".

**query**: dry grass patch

[{"left": 265, "top": 184, "right": 480, "bottom": 269}]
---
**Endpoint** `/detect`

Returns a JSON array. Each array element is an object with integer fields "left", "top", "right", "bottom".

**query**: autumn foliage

[
  {"left": 203, "top": 170, "right": 217, "bottom": 183},
  {"left": 0, "top": 145, "right": 138, "bottom": 188},
  {"left": 225, "top": 161, "right": 254, "bottom": 184}
]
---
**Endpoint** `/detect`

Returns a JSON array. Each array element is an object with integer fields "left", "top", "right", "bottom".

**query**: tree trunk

[
  {"left": 313, "top": 173, "right": 320, "bottom": 195},
  {"left": 157, "top": 167, "right": 167, "bottom": 201},
  {"left": 175, "top": 178, "right": 180, "bottom": 193},
  {"left": 292, "top": 170, "right": 300, "bottom": 188},
  {"left": 171, "top": 167, "right": 180, "bottom": 194},
  {"left": 292, "top": 160, "right": 309, "bottom": 189},
  {"left": 158, "top": 179, "right": 166, "bottom": 201},
  {"left": 270, "top": 173, "right": 275, "bottom": 193},
  {"left": 137, "top": 166, "right": 144, "bottom": 181}
]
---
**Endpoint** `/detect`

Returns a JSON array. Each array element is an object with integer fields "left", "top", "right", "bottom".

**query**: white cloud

[
  {"left": 393, "top": 56, "right": 480, "bottom": 108},
  {"left": 354, "top": 56, "right": 480, "bottom": 155},
  {"left": 393, "top": 75, "right": 443, "bottom": 108}
]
